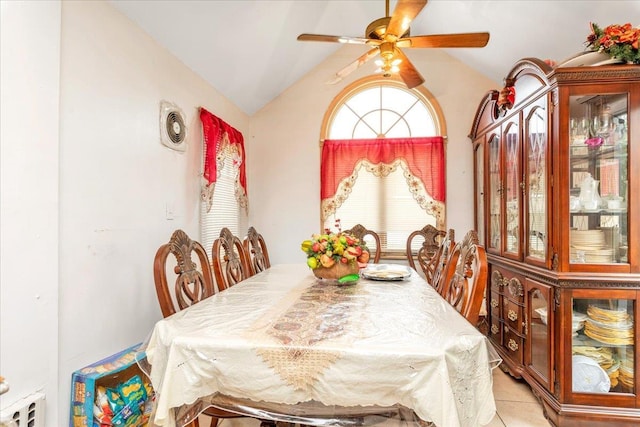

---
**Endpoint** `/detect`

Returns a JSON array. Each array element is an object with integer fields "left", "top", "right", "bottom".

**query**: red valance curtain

[
  {"left": 200, "top": 107, "right": 247, "bottom": 194},
  {"left": 321, "top": 137, "right": 445, "bottom": 202}
]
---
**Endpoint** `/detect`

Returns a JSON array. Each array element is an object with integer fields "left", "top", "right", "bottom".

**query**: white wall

[
  {"left": 249, "top": 45, "right": 497, "bottom": 264},
  {"left": 2, "top": 1, "right": 249, "bottom": 425},
  {"left": 57, "top": 1, "right": 249, "bottom": 425},
  {"left": 1, "top": 0, "right": 61, "bottom": 420}
]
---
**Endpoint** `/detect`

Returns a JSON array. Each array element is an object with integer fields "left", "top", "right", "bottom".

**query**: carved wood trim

[
  {"left": 153, "top": 229, "right": 215, "bottom": 318},
  {"left": 468, "top": 90, "right": 501, "bottom": 138},
  {"left": 243, "top": 226, "right": 271, "bottom": 275},
  {"left": 553, "top": 66, "right": 640, "bottom": 83},
  {"left": 508, "top": 277, "right": 524, "bottom": 297}
]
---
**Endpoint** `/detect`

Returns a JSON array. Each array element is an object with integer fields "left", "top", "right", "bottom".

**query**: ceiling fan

[{"left": 297, "top": 0, "right": 490, "bottom": 89}]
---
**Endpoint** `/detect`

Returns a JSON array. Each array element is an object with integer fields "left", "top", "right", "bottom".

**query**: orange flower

[{"left": 586, "top": 22, "right": 640, "bottom": 64}]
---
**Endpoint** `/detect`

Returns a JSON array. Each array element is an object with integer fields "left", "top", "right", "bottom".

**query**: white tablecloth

[{"left": 144, "top": 264, "right": 500, "bottom": 427}]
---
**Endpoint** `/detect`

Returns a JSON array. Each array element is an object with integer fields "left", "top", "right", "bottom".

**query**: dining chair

[
  {"left": 211, "top": 227, "right": 253, "bottom": 291},
  {"left": 243, "top": 226, "right": 271, "bottom": 275},
  {"left": 406, "top": 224, "right": 446, "bottom": 282},
  {"left": 154, "top": 229, "right": 250, "bottom": 427},
  {"left": 429, "top": 229, "right": 458, "bottom": 296},
  {"left": 342, "top": 224, "right": 381, "bottom": 263},
  {"left": 442, "top": 229, "right": 488, "bottom": 327},
  {"left": 153, "top": 229, "right": 216, "bottom": 318}
]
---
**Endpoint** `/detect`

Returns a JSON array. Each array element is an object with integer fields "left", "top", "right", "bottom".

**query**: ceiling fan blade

[
  {"left": 394, "top": 48, "right": 424, "bottom": 89},
  {"left": 327, "top": 47, "right": 380, "bottom": 85},
  {"left": 386, "top": 0, "right": 428, "bottom": 40},
  {"left": 297, "top": 33, "right": 370, "bottom": 45},
  {"left": 399, "top": 32, "right": 490, "bottom": 48}
]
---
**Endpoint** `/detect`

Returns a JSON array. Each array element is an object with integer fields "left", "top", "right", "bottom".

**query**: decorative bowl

[{"left": 313, "top": 262, "right": 359, "bottom": 281}]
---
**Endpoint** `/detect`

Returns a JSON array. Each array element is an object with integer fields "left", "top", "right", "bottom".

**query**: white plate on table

[{"left": 361, "top": 264, "right": 411, "bottom": 281}]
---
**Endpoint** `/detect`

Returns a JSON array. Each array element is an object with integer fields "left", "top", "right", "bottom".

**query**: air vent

[{"left": 159, "top": 100, "right": 187, "bottom": 152}]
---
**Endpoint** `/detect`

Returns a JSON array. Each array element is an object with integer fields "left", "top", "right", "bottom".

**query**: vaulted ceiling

[{"left": 109, "top": 0, "right": 639, "bottom": 115}]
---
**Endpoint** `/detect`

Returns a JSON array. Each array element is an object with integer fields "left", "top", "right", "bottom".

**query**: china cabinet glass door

[
  {"left": 504, "top": 121, "right": 521, "bottom": 258},
  {"left": 525, "top": 100, "right": 548, "bottom": 263},
  {"left": 568, "top": 92, "right": 628, "bottom": 265},
  {"left": 526, "top": 279, "right": 552, "bottom": 390},
  {"left": 488, "top": 134, "right": 502, "bottom": 253},
  {"left": 475, "top": 142, "right": 485, "bottom": 244},
  {"left": 572, "top": 295, "right": 635, "bottom": 395}
]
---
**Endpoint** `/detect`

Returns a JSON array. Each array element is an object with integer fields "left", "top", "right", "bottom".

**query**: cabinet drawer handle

[
  {"left": 508, "top": 310, "right": 518, "bottom": 321},
  {"left": 491, "top": 299, "right": 499, "bottom": 308},
  {"left": 508, "top": 339, "right": 519, "bottom": 352},
  {"left": 491, "top": 325, "right": 499, "bottom": 335}
]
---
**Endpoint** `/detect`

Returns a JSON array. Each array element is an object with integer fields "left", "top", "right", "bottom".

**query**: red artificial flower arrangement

[{"left": 586, "top": 22, "right": 640, "bottom": 64}]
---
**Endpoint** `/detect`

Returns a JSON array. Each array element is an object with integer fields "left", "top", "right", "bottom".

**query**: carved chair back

[
  {"left": 243, "top": 226, "right": 271, "bottom": 275},
  {"left": 342, "top": 224, "right": 381, "bottom": 263},
  {"left": 211, "top": 227, "right": 253, "bottom": 291},
  {"left": 429, "top": 229, "right": 458, "bottom": 296},
  {"left": 406, "top": 225, "right": 447, "bottom": 282},
  {"left": 153, "top": 229, "right": 215, "bottom": 318},
  {"left": 442, "top": 230, "right": 488, "bottom": 326}
]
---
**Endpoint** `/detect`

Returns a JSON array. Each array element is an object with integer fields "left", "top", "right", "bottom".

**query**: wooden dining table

[{"left": 141, "top": 263, "right": 501, "bottom": 427}]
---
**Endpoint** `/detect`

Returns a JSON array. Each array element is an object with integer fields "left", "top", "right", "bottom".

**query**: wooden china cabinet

[{"left": 469, "top": 57, "right": 640, "bottom": 426}]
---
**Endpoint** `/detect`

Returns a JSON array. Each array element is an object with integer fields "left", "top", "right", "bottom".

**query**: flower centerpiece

[
  {"left": 586, "top": 22, "right": 640, "bottom": 64},
  {"left": 301, "top": 231, "right": 370, "bottom": 280}
]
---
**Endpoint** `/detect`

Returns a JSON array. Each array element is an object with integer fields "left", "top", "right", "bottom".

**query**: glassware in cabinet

[{"left": 568, "top": 92, "right": 628, "bottom": 265}]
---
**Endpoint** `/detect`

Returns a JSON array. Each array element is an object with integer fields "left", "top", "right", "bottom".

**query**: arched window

[{"left": 321, "top": 76, "right": 446, "bottom": 257}]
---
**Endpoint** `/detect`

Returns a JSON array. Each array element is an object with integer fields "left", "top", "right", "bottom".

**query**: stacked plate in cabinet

[
  {"left": 570, "top": 229, "right": 615, "bottom": 263},
  {"left": 618, "top": 347, "right": 635, "bottom": 392},
  {"left": 584, "top": 305, "right": 634, "bottom": 345},
  {"left": 572, "top": 305, "right": 636, "bottom": 392},
  {"left": 572, "top": 311, "right": 588, "bottom": 337}
]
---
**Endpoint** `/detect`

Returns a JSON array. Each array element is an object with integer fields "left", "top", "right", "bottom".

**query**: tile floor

[
  {"left": 485, "top": 368, "right": 549, "bottom": 427},
  {"left": 203, "top": 367, "right": 550, "bottom": 427}
]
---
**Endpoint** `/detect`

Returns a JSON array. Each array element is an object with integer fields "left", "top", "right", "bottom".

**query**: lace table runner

[{"left": 248, "top": 279, "right": 366, "bottom": 390}]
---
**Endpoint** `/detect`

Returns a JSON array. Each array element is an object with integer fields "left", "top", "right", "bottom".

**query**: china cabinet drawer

[
  {"left": 503, "top": 326, "right": 524, "bottom": 363},
  {"left": 502, "top": 298, "right": 525, "bottom": 334}
]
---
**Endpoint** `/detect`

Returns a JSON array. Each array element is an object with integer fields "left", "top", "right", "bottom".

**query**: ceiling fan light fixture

[
  {"left": 375, "top": 58, "right": 398, "bottom": 78},
  {"left": 298, "top": 0, "right": 487, "bottom": 89}
]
